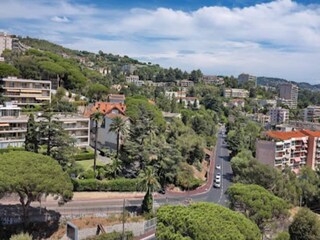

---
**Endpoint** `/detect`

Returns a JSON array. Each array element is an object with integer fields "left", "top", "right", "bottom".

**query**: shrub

[
  {"left": 72, "top": 152, "right": 95, "bottom": 161},
  {"left": 0, "top": 147, "right": 24, "bottom": 154},
  {"left": 72, "top": 178, "right": 140, "bottom": 192}
]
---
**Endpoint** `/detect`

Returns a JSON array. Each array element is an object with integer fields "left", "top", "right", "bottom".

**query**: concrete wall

[{"left": 256, "top": 140, "right": 276, "bottom": 167}]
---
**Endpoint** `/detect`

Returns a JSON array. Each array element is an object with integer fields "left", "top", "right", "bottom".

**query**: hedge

[
  {"left": 72, "top": 178, "right": 141, "bottom": 192},
  {"left": 72, "top": 152, "right": 95, "bottom": 161},
  {"left": 0, "top": 147, "right": 24, "bottom": 154}
]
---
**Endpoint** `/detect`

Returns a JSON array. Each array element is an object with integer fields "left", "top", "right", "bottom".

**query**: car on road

[
  {"left": 216, "top": 165, "right": 221, "bottom": 170},
  {"left": 216, "top": 172, "right": 221, "bottom": 177},
  {"left": 158, "top": 188, "right": 166, "bottom": 194},
  {"left": 214, "top": 182, "right": 221, "bottom": 188},
  {"left": 215, "top": 175, "right": 221, "bottom": 183}
]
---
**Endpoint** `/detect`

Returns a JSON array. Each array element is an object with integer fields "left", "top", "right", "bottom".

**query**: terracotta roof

[
  {"left": 266, "top": 131, "right": 307, "bottom": 141},
  {"left": 84, "top": 102, "right": 126, "bottom": 117},
  {"left": 300, "top": 129, "right": 320, "bottom": 137}
]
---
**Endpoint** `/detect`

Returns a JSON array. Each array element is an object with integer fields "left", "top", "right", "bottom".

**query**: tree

[
  {"left": 139, "top": 166, "right": 161, "bottom": 214},
  {"left": 90, "top": 111, "right": 104, "bottom": 177},
  {"left": 0, "top": 62, "right": 19, "bottom": 77},
  {"left": 109, "top": 116, "right": 127, "bottom": 158},
  {"left": 227, "top": 183, "right": 289, "bottom": 230},
  {"left": 87, "top": 83, "right": 109, "bottom": 102},
  {"left": 0, "top": 151, "right": 73, "bottom": 223},
  {"left": 24, "top": 113, "right": 39, "bottom": 153},
  {"left": 289, "top": 208, "right": 320, "bottom": 240},
  {"left": 156, "top": 203, "right": 261, "bottom": 240}
]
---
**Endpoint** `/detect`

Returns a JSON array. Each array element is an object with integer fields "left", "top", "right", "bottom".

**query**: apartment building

[
  {"left": 201, "top": 75, "right": 224, "bottom": 85},
  {"left": 303, "top": 106, "right": 320, "bottom": 123},
  {"left": 237, "top": 73, "right": 257, "bottom": 87},
  {"left": 165, "top": 91, "right": 186, "bottom": 99},
  {"left": 256, "top": 130, "right": 320, "bottom": 172},
  {"left": 223, "top": 88, "right": 249, "bottom": 98},
  {"left": 279, "top": 83, "right": 298, "bottom": 109},
  {"left": 257, "top": 99, "right": 277, "bottom": 109},
  {"left": 0, "top": 77, "right": 51, "bottom": 106},
  {"left": 256, "top": 131, "right": 308, "bottom": 174},
  {"left": 178, "top": 97, "right": 200, "bottom": 109},
  {"left": 0, "top": 102, "right": 90, "bottom": 149},
  {"left": 300, "top": 130, "right": 320, "bottom": 170},
  {"left": 125, "top": 75, "right": 144, "bottom": 86},
  {"left": 269, "top": 107, "right": 289, "bottom": 125},
  {"left": 0, "top": 32, "right": 13, "bottom": 56},
  {"left": 177, "top": 80, "right": 194, "bottom": 87}
]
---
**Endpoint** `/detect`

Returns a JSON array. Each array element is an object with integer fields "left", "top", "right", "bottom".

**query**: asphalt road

[{"left": 21, "top": 126, "right": 233, "bottom": 213}]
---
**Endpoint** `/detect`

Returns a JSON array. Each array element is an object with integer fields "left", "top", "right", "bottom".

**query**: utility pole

[{"left": 122, "top": 199, "right": 126, "bottom": 240}]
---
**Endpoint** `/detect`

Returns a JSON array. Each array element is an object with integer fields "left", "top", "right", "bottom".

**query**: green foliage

[
  {"left": 87, "top": 83, "right": 109, "bottom": 101},
  {"left": 9, "top": 233, "right": 32, "bottom": 240},
  {"left": 24, "top": 113, "right": 39, "bottom": 153},
  {"left": 72, "top": 178, "right": 140, "bottom": 192},
  {"left": 0, "top": 147, "right": 24, "bottom": 154},
  {"left": 141, "top": 189, "right": 153, "bottom": 214},
  {"left": 176, "top": 163, "right": 202, "bottom": 190},
  {"left": 289, "top": 208, "right": 320, "bottom": 240},
  {"left": 72, "top": 152, "right": 95, "bottom": 161},
  {"left": 156, "top": 203, "right": 261, "bottom": 240},
  {"left": 0, "top": 62, "right": 19, "bottom": 77},
  {"left": 0, "top": 151, "right": 73, "bottom": 220},
  {"left": 274, "top": 232, "right": 290, "bottom": 240},
  {"left": 227, "top": 183, "right": 289, "bottom": 230},
  {"left": 126, "top": 97, "right": 166, "bottom": 131}
]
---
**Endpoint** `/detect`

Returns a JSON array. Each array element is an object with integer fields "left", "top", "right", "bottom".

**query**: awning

[
  {"left": 292, "top": 168, "right": 300, "bottom": 175},
  {"left": 294, "top": 157, "right": 301, "bottom": 163},
  {"left": 0, "top": 123, "right": 10, "bottom": 127},
  {"left": 20, "top": 89, "right": 42, "bottom": 93}
]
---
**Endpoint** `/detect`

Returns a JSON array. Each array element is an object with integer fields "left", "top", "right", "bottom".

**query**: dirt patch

[
  {"left": 191, "top": 161, "right": 209, "bottom": 181},
  {"left": 50, "top": 215, "right": 144, "bottom": 239}
]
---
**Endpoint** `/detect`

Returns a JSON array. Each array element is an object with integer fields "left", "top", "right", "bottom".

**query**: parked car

[
  {"left": 216, "top": 165, "right": 221, "bottom": 170},
  {"left": 214, "top": 182, "right": 221, "bottom": 188},
  {"left": 215, "top": 175, "right": 221, "bottom": 183},
  {"left": 158, "top": 188, "right": 166, "bottom": 194}
]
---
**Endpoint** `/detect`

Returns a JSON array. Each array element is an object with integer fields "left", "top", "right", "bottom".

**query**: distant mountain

[{"left": 257, "top": 77, "right": 320, "bottom": 91}]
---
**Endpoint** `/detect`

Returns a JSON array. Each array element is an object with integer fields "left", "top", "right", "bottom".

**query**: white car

[
  {"left": 215, "top": 175, "right": 221, "bottom": 183},
  {"left": 214, "top": 182, "right": 221, "bottom": 188},
  {"left": 216, "top": 165, "right": 221, "bottom": 170}
]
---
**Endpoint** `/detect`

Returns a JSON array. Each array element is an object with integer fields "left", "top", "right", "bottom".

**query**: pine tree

[{"left": 25, "top": 113, "right": 39, "bottom": 153}]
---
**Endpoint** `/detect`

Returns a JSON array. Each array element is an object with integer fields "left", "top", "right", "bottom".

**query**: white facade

[
  {"left": 0, "top": 102, "right": 90, "bottom": 149},
  {"left": 303, "top": 106, "right": 320, "bottom": 123},
  {"left": 125, "top": 75, "right": 144, "bottom": 86},
  {"left": 269, "top": 107, "right": 289, "bottom": 125},
  {"left": 0, "top": 32, "right": 13, "bottom": 56},
  {"left": 1, "top": 77, "right": 51, "bottom": 106},
  {"left": 224, "top": 88, "right": 249, "bottom": 98}
]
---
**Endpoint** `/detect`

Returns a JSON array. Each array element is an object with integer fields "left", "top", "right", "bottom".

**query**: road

[{"left": 2, "top": 126, "right": 232, "bottom": 214}]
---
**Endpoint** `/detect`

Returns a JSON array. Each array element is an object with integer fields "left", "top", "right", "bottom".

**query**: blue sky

[{"left": 0, "top": 0, "right": 320, "bottom": 83}]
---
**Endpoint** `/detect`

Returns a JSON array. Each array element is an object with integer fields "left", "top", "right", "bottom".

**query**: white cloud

[
  {"left": 1, "top": 0, "right": 320, "bottom": 83},
  {"left": 51, "top": 16, "right": 70, "bottom": 23}
]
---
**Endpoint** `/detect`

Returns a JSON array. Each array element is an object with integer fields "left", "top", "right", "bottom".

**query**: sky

[{"left": 0, "top": 0, "right": 320, "bottom": 83}]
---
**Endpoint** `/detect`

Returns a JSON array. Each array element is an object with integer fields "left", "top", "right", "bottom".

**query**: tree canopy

[
  {"left": 227, "top": 183, "right": 289, "bottom": 230},
  {"left": 0, "top": 62, "right": 19, "bottom": 77},
  {"left": 156, "top": 203, "right": 261, "bottom": 240},
  {"left": 0, "top": 151, "right": 73, "bottom": 220}
]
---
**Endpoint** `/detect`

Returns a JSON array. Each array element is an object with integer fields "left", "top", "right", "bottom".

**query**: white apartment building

[
  {"left": 257, "top": 99, "right": 277, "bottom": 109},
  {"left": 0, "top": 102, "right": 90, "bottom": 149},
  {"left": 0, "top": 77, "right": 51, "bottom": 106},
  {"left": 0, "top": 32, "right": 13, "bottom": 56},
  {"left": 279, "top": 83, "right": 298, "bottom": 109},
  {"left": 269, "top": 107, "right": 289, "bottom": 125},
  {"left": 303, "top": 106, "right": 320, "bottom": 123},
  {"left": 201, "top": 75, "right": 224, "bottom": 85},
  {"left": 165, "top": 91, "right": 186, "bottom": 99},
  {"left": 223, "top": 88, "right": 249, "bottom": 98}
]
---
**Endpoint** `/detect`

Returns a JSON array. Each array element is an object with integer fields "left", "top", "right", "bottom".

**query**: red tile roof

[
  {"left": 266, "top": 131, "right": 307, "bottom": 140},
  {"left": 300, "top": 129, "right": 320, "bottom": 137},
  {"left": 84, "top": 102, "right": 126, "bottom": 117}
]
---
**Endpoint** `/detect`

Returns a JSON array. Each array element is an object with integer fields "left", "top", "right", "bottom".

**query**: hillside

[{"left": 257, "top": 77, "right": 320, "bottom": 91}]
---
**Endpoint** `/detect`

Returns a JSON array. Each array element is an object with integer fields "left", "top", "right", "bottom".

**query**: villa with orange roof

[
  {"left": 256, "top": 130, "right": 320, "bottom": 173},
  {"left": 87, "top": 102, "right": 129, "bottom": 151}
]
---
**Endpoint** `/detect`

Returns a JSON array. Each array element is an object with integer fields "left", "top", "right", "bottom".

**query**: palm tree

[
  {"left": 139, "top": 166, "right": 161, "bottom": 213},
  {"left": 109, "top": 116, "right": 127, "bottom": 158},
  {"left": 90, "top": 111, "right": 104, "bottom": 178},
  {"left": 108, "top": 157, "right": 123, "bottom": 178}
]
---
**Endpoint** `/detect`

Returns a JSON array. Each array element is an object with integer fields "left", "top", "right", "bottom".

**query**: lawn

[{"left": 77, "top": 159, "right": 105, "bottom": 170}]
